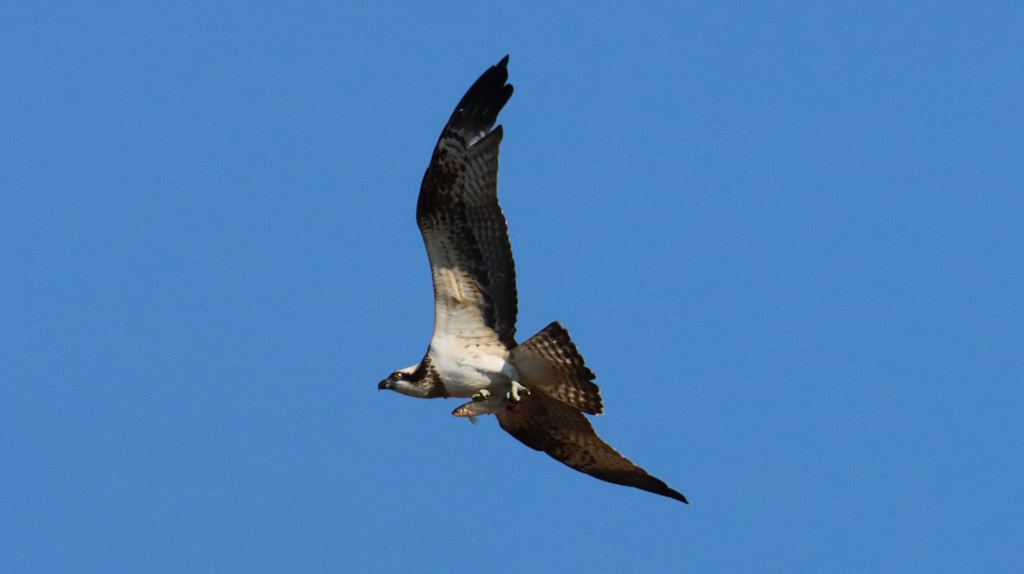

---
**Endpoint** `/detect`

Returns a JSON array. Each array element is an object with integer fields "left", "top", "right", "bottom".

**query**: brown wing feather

[
  {"left": 496, "top": 390, "right": 688, "bottom": 503},
  {"left": 417, "top": 57, "right": 517, "bottom": 348}
]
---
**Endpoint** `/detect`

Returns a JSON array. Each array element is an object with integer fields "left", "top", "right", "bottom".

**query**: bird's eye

[{"left": 393, "top": 372, "right": 404, "bottom": 380}]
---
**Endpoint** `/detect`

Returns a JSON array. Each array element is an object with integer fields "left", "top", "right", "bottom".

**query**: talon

[
  {"left": 507, "top": 380, "right": 530, "bottom": 403},
  {"left": 472, "top": 389, "right": 492, "bottom": 402}
]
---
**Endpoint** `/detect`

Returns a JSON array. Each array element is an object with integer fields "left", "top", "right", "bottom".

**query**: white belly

[{"left": 428, "top": 335, "right": 518, "bottom": 398}]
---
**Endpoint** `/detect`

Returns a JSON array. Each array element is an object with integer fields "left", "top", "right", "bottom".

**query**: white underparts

[{"left": 428, "top": 333, "right": 519, "bottom": 399}]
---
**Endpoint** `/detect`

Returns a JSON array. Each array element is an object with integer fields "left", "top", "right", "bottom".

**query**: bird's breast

[{"left": 428, "top": 336, "right": 516, "bottom": 399}]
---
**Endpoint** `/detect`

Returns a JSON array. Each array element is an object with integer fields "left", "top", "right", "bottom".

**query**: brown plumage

[
  {"left": 416, "top": 56, "right": 518, "bottom": 349},
  {"left": 510, "top": 322, "right": 603, "bottom": 415},
  {"left": 497, "top": 389, "right": 688, "bottom": 504},
  {"left": 378, "top": 56, "right": 688, "bottom": 504}
]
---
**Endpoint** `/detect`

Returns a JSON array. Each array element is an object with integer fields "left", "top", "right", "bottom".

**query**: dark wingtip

[
  {"left": 668, "top": 489, "right": 690, "bottom": 504},
  {"left": 639, "top": 477, "right": 689, "bottom": 504},
  {"left": 445, "top": 56, "right": 514, "bottom": 141},
  {"left": 645, "top": 481, "right": 688, "bottom": 504}
]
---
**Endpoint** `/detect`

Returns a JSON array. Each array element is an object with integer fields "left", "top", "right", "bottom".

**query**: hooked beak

[{"left": 378, "top": 379, "right": 392, "bottom": 391}]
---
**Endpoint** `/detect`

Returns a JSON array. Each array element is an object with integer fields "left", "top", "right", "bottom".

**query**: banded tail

[{"left": 511, "top": 321, "right": 603, "bottom": 415}]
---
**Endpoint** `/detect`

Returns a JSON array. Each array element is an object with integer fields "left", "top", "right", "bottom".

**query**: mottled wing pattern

[
  {"left": 510, "top": 321, "right": 603, "bottom": 414},
  {"left": 416, "top": 56, "right": 518, "bottom": 349},
  {"left": 496, "top": 389, "right": 688, "bottom": 503}
]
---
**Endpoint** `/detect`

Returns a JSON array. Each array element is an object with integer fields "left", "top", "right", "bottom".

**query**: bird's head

[{"left": 378, "top": 364, "right": 433, "bottom": 398}]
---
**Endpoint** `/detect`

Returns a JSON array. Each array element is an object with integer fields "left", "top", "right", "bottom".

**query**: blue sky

[{"left": 2, "top": 1, "right": 1022, "bottom": 572}]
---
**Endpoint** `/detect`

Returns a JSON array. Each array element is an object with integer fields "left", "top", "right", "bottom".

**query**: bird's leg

[
  {"left": 498, "top": 361, "right": 529, "bottom": 403},
  {"left": 507, "top": 379, "right": 530, "bottom": 403},
  {"left": 471, "top": 389, "right": 492, "bottom": 402}
]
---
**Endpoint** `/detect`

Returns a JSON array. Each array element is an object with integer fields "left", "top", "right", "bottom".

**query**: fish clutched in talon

[{"left": 453, "top": 396, "right": 508, "bottom": 425}]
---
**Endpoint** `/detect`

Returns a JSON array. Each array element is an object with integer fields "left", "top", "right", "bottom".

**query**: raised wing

[
  {"left": 497, "top": 390, "right": 689, "bottom": 503},
  {"left": 417, "top": 56, "right": 517, "bottom": 349}
]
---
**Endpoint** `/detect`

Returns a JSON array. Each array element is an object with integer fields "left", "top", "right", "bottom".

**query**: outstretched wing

[
  {"left": 496, "top": 390, "right": 688, "bottom": 503},
  {"left": 417, "top": 56, "right": 518, "bottom": 350}
]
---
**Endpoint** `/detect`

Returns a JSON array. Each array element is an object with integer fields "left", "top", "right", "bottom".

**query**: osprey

[{"left": 378, "top": 56, "right": 687, "bottom": 504}]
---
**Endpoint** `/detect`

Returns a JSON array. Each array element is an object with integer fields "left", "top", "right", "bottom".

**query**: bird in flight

[{"left": 378, "top": 56, "right": 687, "bottom": 503}]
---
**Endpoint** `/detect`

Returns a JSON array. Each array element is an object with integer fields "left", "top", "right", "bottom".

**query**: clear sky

[{"left": 2, "top": 1, "right": 1022, "bottom": 572}]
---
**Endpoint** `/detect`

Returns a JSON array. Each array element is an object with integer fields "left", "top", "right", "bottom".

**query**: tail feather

[{"left": 510, "top": 321, "right": 603, "bottom": 415}]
